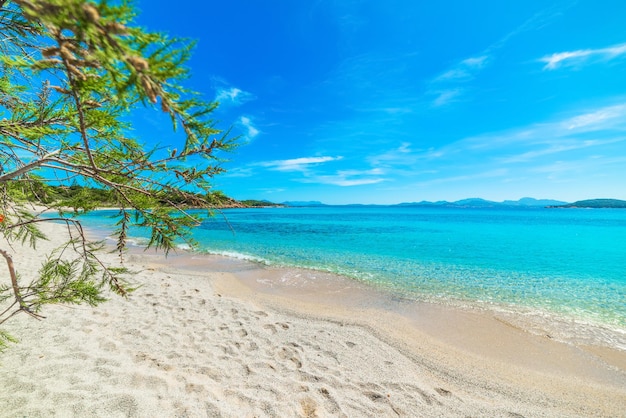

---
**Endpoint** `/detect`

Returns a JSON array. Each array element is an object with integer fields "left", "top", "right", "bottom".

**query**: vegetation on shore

[
  {"left": 239, "top": 199, "right": 284, "bottom": 208},
  {"left": 547, "top": 199, "right": 626, "bottom": 209},
  {"left": 6, "top": 181, "right": 284, "bottom": 209},
  {"left": 0, "top": 0, "right": 237, "bottom": 350}
]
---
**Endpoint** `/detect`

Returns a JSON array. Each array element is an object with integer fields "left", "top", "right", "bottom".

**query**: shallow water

[{"left": 74, "top": 206, "right": 626, "bottom": 349}]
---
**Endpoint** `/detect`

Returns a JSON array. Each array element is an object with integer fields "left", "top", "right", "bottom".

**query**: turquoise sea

[{"left": 78, "top": 206, "right": 626, "bottom": 348}]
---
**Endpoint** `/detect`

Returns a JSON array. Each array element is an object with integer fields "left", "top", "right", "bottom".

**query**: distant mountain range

[
  {"left": 280, "top": 198, "right": 626, "bottom": 208},
  {"left": 283, "top": 197, "right": 569, "bottom": 208},
  {"left": 396, "top": 197, "right": 569, "bottom": 208}
]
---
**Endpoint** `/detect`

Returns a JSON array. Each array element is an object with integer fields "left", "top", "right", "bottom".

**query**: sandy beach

[{"left": 1, "top": 221, "right": 625, "bottom": 417}]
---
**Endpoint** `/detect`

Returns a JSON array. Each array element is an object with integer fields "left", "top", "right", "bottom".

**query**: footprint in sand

[
  {"left": 278, "top": 346, "right": 303, "bottom": 369},
  {"left": 263, "top": 324, "right": 277, "bottom": 334},
  {"left": 318, "top": 387, "right": 341, "bottom": 414},
  {"left": 300, "top": 397, "right": 318, "bottom": 418},
  {"left": 364, "top": 391, "right": 386, "bottom": 402},
  {"left": 435, "top": 387, "right": 452, "bottom": 397},
  {"left": 133, "top": 352, "right": 173, "bottom": 371},
  {"left": 264, "top": 322, "right": 291, "bottom": 334}
]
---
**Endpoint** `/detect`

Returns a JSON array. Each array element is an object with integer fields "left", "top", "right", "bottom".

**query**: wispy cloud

[
  {"left": 254, "top": 156, "right": 388, "bottom": 186},
  {"left": 226, "top": 156, "right": 342, "bottom": 179},
  {"left": 215, "top": 87, "right": 255, "bottom": 106},
  {"left": 238, "top": 116, "right": 260, "bottom": 141},
  {"left": 457, "top": 102, "right": 626, "bottom": 152},
  {"left": 540, "top": 42, "right": 626, "bottom": 70},
  {"left": 500, "top": 138, "right": 625, "bottom": 163},
  {"left": 431, "top": 89, "right": 462, "bottom": 107},
  {"left": 369, "top": 142, "right": 436, "bottom": 167},
  {"left": 427, "top": 5, "right": 567, "bottom": 108},
  {"left": 493, "top": 4, "right": 569, "bottom": 49},
  {"left": 223, "top": 166, "right": 256, "bottom": 178},
  {"left": 300, "top": 168, "right": 386, "bottom": 186},
  {"left": 435, "top": 56, "right": 489, "bottom": 82},
  {"left": 353, "top": 106, "right": 414, "bottom": 115},
  {"left": 429, "top": 56, "right": 486, "bottom": 107},
  {"left": 562, "top": 104, "right": 626, "bottom": 130},
  {"left": 259, "top": 156, "right": 343, "bottom": 172},
  {"left": 531, "top": 155, "right": 626, "bottom": 175},
  {"left": 248, "top": 187, "right": 287, "bottom": 195},
  {"left": 387, "top": 101, "right": 626, "bottom": 188}
]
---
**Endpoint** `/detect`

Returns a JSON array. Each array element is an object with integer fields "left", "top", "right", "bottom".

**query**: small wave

[
  {"left": 461, "top": 299, "right": 626, "bottom": 350},
  {"left": 106, "top": 235, "right": 149, "bottom": 248},
  {"left": 203, "top": 249, "right": 272, "bottom": 265}
]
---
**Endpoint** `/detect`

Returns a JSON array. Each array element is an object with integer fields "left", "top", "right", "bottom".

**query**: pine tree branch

[
  {"left": 0, "top": 149, "right": 61, "bottom": 182},
  {"left": 0, "top": 247, "right": 44, "bottom": 320}
]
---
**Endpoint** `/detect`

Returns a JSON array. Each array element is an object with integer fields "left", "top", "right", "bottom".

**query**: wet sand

[{"left": 0, "top": 222, "right": 625, "bottom": 417}]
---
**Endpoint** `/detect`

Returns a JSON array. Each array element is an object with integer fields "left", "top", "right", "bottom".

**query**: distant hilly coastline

[
  {"left": 283, "top": 197, "right": 568, "bottom": 208},
  {"left": 281, "top": 198, "right": 626, "bottom": 209},
  {"left": 282, "top": 201, "right": 326, "bottom": 207},
  {"left": 547, "top": 199, "right": 626, "bottom": 209},
  {"left": 25, "top": 184, "right": 624, "bottom": 209},
  {"left": 395, "top": 197, "right": 568, "bottom": 208}
]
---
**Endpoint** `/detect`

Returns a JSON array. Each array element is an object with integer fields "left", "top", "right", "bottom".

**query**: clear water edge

[
  {"left": 196, "top": 248, "right": 626, "bottom": 351},
  {"left": 76, "top": 206, "right": 626, "bottom": 351}
]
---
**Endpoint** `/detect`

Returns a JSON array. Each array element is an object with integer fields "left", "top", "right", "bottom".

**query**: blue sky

[{"left": 135, "top": 0, "right": 626, "bottom": 204}]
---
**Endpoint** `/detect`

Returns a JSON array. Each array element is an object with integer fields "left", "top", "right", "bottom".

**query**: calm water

[{"left": 78, "top": 206, "right": 626, "bottom": 345}]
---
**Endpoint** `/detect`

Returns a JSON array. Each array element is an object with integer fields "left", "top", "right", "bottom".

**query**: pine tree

[{"left": 0, "top": 0, "right": 236, "bottom": 350}]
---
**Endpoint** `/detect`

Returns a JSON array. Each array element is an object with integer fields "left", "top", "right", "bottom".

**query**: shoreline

[
  {"left": 126, "top": 237, "right": 626, "bottom": 354},
  {"left": 215, "top": 253, "right": 626, "bottom": 350},
  {"left": 1, "top": 221, "right": 625, "bottom": 416},
  {"left": 99, "top": 222, "right": 626, "bottom": 380},
  {"left": 43, "top": 205, "right": 626, "bottom": 347},
  {"left": 142, "top": 250, "right": 626, "bottom": 380}
]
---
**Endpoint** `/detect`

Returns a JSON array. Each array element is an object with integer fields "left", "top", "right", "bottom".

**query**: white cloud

[
  {"left": 399, "top": 101, "right": 626, "bottom": 184},
  {"left": 436, "top": 55, "right": 489, "bottom": 81},
  {"left": 239, "top": 116, "right": 260, "bottom": 140},
  {"left": 311, "top": 177, "right": 385, "bottom": 187},
  {"left": 369, "top": 142, "right": 413, "bottom": 165},
  {"left": 432, "top": 89, "right": 462, "bottom": 107},
  {"left": 500, "top": 138, "right": 625, "bottom": 163},
  {"left": 455, "top": 102, "right": 626, "bottom": 154},
  {"left": 462, "top": 56, "right": 489, "bottom": 68},
  {"left": 224, "top": 166, "right": 255, "bottom": 178},
  {"left": 355, "top": 106, "right": 414, "bottom": 115},
  {"left": 563, "top": 104, "right": 626, "bottom": 130},
  {"left": 540, "top": 43, "right": 626, "bottom": 70},
  {"left": 256, "top": 156, "right": 386, "bottom": 186},
  {"left": 260, "top": 156, "right": 343, "bottom": 172},
  {"left": 215, "top": 87, "right": 255, "bottom": 106},
  {"left": 339, "top": 168, "right": 384, "bottom": 176},
  {"left": 531, "top": 155, "right": 626, "bottom": 174},
  {"left": 428, "top": 55, "right": 489, "bottom": 107},
  {"left": 426, "top": 6, "right": 567, "bottom": 107},
  {"left": 368, "top": 143, "right": 448, "bottom": 171},
  {"left": 436, "top": 69, "right": 470, "bottom": 81},
  {"left": 397, "top": 142, "right": 411, "bottom": 153},
  {"left": 301, "top": 169, "right": 386, "bottom": 186}
]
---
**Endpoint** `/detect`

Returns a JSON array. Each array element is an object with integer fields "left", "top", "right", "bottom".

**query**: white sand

[{"left": 1, "top": 222, "right": 625, "bottom": 417}]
